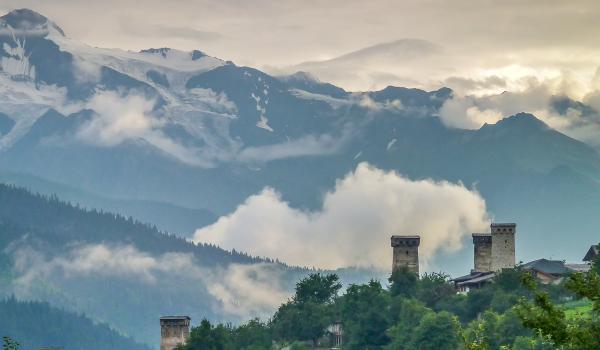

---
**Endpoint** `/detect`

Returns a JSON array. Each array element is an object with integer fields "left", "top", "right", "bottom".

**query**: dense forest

[
  {"left": 176, "top": 257, "right": 600, "bottom": 350},
  {"left": 0, "top": 184, "right": 282, "bottom": 345},
  {"left": 0, "top": 298, "right": 149, "bottom": 350},
  {"left": 0, "top": 184, "right": 378, "bottom": 346},
  {"left": 0, "top": 184, "right": 263, "bottom": 266}
]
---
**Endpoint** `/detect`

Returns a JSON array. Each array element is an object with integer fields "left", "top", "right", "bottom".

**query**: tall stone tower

[
  {"left": 472, "top": 233, "right": 492, "bottom": 272},
  {"left": 391, "top": 235, "right": 420, "bottom": 275},
  {"left": 490, "top": 223, "right": 516, "bottom": 271},
  {"left": 160, "top": 316, "right": 191, "bottom": 350}
]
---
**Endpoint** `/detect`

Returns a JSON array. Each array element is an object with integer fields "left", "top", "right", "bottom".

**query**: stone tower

[
  {"left": 160, "top": 316, "right": 191, "bottom": 350},
  {"left": 490, "top": 223, "right": 516, "bottom": 271},
  {"left": 472, "top": 233, "right": 492, "bottom": 272},
  {"left": 391, "top": 235, "right": 420, "bottom": 275}
]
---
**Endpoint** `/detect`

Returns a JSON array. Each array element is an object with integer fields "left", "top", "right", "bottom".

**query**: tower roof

[
  {"left": 491, "top": 223, "right": 516, "bottom": 227},
  {"left": 391, "top": 235, "right": 420, "bottom": 247},
  {"left": 160, "top": 316, "right": 191, "bottom": 321}
]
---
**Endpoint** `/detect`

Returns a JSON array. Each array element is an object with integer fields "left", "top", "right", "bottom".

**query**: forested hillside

[
  {"left": 0, "top": 184, "right": 276, "bottom": 345},
  {"left": 177, "top": 263, "right": 600, "bottom": 350},
  {"left": 0, "top": 297, "right": 150, "bottom": 350},
  {"left": 0, "top": 183, "right": 259, "bottom": 266},
  {"left": 0, "top": 184, "right": 376, "bottom": 346}
]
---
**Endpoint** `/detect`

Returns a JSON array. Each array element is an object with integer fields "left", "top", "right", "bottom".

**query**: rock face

[
  {"left": 160, "top": 316, "right": 190, "bottom": 350},
  {"left": 391, "top": 235, "right": 420, "bottom": 275}
]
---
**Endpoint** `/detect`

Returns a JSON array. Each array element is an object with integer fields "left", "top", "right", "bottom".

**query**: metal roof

[
  {"left": 522, "top": 259, "right": 570, "bottom": 275},
  {"left": 456, "top": 272, "right": 496, "bottom": 286},
  {"left": 566, "top": 263, "right": 591, "bottom": 273},
  {"left": 583, "top": 245, "right": 599, "bottom": 262},
  {"left": 452, "top": 271, "right": 495, "bottom": 283}
]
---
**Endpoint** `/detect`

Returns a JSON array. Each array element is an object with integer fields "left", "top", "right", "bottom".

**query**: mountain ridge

[{"left": 1, "top": 6, "right": 600, "bottom": 286}]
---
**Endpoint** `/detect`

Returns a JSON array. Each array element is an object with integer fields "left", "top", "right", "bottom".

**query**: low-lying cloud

[
  {"left": 9, "top": 243, "right": 290, "bottom": 319},
  {"left": 437, "top": 75, "right": 600, "bottom": 148},
  {"left": 194, "top": 163, "right": 490, "bottom": 270},
  {"left": 73, "top": 89, "right": 347, "bottom": 167}
]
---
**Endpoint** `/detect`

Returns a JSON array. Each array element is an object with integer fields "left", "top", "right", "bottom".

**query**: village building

[
  {"left": 453, "top": 271, "right": 495, "bottom": 293},
  {"left": 521, "top": 259, "right": 572, "bottom": 284},
  {"left": 452, "top": 223, "right": 516, "bottom": 292},
  {"left": 390, "top": 235, "right": 420, "bottom": 274},
  {"left": 326, "top": 321, "right": 343, "bottom": 348},
  {"left": 583, "top": 244, "right": 599, "bottom": 263},
  {"left": 451, "top": 223, "right": 597, "bottom": 291},
  {"left": 160, "top": 316, "right": 191, "bottom": 350}
]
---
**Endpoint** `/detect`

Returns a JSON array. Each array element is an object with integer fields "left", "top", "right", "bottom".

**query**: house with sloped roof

[
  {"left": 521, "top": 259, "right": 572, "bottom": 284},
  {"left": 453, "top": 271, "right": 496, "bottom": 294},
  {"left": 583, "top": 245, "right": 599, "bottom": 263}
]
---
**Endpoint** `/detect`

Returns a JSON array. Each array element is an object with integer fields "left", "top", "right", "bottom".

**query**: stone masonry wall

[
  {"left": 491, "top": 224, "right": 516, "bottom": 271},
  {"left": 391, "top": 236, "right": 420, "bottom": 275},
  {"left": 473, "top": 234, "right": 492, "bottom": 272}
]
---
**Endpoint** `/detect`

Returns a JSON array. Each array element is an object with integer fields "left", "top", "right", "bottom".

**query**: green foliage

[
  {"left": 179, "top": 319, "right": 232, "bottom": 350},
  {"left": 562, "top": 299, "right": 593, "bottom": 319},
  {"left": 417, "top": 272, "right": 456, "bottom": 309},
  {"left": 0, "top": 297, "right": 147, "bottom": 350},
  {"left": 177, "top": 319, "right": 272, "bottom": 350},
  {"left": 271, "top": 301, "right": 332, "bottom": 346},
  {"left": 0, "top": 184, "right": 273, "bottom": 344},
  {"left": 231, "top": 319, "right": 272, "bottom": 350},
  {"left": 2, "top": 337, "right": 19, "bottom": 350},
  {"left": 339, "top": 280, "right": 390, "bottom": 349},
  {"left": 271, "top": 273, "right": 340, "bottom": 346},
  {"left": 515, "top": 269, "right": 600, "bottom": 349},
  {"left": 180, "top": 264, "right": 600, "bottom": 350},
  {"left": 464, "top": 310, "right": 530, "bottom": 350},
  {"left": 388, "top": 266, "right": 418, "bottom": 298},
  {"left": 410, "top": 311, "right": 462, "bottom": 350},
  {"left": 293, "top": 273, "right": 341, "bottom": 304},
  {"left": 385, "top": 299, "right": 431, "bottom": 350}
]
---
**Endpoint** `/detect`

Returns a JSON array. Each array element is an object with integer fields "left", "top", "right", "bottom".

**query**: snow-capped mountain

[{"left": 2, "top": 8, "right": 600, "bottom": 270}]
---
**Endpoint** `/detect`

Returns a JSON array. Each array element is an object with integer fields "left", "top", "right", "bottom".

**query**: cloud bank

[
  {"left": 438, "top": 75, "right": 600, "bottom": 147},
  {"left": 9, "top": 243, "right": 289, "bottom": 319},
  {"left": 194, "top": 163, "right": 490, "bottom": 270}
]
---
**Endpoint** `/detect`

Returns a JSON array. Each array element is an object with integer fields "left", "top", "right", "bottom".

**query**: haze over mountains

[
  {"left": 5, "top": 9, "right": 600, "bottom": 346},
  {"left": 1, "top": 8, "right": 600, "bottom": 268}
]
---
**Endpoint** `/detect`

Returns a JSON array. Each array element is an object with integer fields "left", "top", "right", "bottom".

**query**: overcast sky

[{"left": 2, "top": 0, "right": 600, "bottom": 93}]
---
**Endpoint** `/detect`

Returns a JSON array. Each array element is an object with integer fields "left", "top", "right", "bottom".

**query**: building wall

[
  {"left": 391, "top": 236, "right": 420, "bottom": 274},
  {"left": 473, "top": 234, "right": 492, "bottom": 272},
  {"left": 491, "top": 224, "right": 516, "bottom": 271},
  {"left": 160, "top": 320, "right": 190, "bottom": 350}
]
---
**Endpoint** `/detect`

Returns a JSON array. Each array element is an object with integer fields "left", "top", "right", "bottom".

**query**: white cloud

[
  {"left": 188, "top": 88, "right": 238, "bottom": 115},
  {"left": 77, "top": 90, "right": 218, "bottom": 167},
  {"left": 72, "top": 54, "right": 102, "bottom": 84},
  {"left": 437, "top": 75, "right": 600, "bottom": 147},
  {"left": 78, "top": 90, "right": 159, "bottom": 146},
  {"left": 205, "top": 263, "right": 289, "bottom": 318},
  {"left": 237, "top": 134, "right": 343, "bottom": 163},
  {"left": 9, "top": 243, "right": 289, "bottom": 319},
  {"left": 74, "top": 90, "right": 345, "bottom": 166},
  {"left": 194, "top": 163, "right": 490, "bottom": 270}
]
